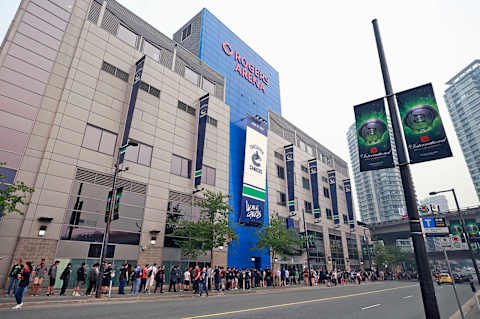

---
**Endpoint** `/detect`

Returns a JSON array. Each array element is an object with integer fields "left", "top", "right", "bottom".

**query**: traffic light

[
  {"left": 113, "top": 187, "right": 124, "bottom": 221},
  {"left": 105, "top": 190, "right": 113, "bottom": 222}
]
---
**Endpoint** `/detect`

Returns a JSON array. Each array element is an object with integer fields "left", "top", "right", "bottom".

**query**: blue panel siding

[{"left": 198, "top": 9, "right": 281, "bottom": 270}]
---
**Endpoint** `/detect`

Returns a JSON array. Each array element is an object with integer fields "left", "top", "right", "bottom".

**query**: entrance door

[{"left": 254, "top": 257, "right": 261, "bottom": 269}]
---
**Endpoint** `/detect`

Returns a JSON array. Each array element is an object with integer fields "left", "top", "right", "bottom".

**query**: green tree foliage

[
  {"left": 373, "top": 244, "right": 416, "bottom": 271},
  {"left": 254, "top": 215, "right": 303, "bottom": 260},
  {"left": 172, "top": 190, "right": 237, "bottom": 264},
  {"left": 0, "top": 163, "right": 34, "bottom": 215}
]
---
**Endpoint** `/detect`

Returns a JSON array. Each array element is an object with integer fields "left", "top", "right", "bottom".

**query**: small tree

[
  {"left": 254, "top": 215, "right": 303, "bottom": 266},
  {"left": 172, "top": 190, "right": 237, "bottom": 265},
  {"left": 0, "top": 163, "right": 34, "bottom": 216}
]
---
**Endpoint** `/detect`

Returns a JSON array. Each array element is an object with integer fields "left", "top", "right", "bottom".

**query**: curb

[{"left": 449, "top": 292, "right": 479, "bottom": 319}]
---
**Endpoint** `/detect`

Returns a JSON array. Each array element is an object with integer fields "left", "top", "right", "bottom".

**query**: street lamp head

[
  {"left": 128, "top": 141, "right": 138, "bottom": 147},
  {"left": 429, "top": 192, "right": 437, "bottom": 196}
]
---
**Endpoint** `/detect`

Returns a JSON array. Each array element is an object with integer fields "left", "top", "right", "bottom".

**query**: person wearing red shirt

[
  {"left": 140, "top": 265, "right": 148, "bottom": 293},
  {"left": 12, "top": 261, "right": 32, "bottom": 309}
]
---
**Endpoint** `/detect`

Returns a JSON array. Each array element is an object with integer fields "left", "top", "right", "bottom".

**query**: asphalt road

[{"left": 0, "top": 281, "right": 475, "bottom": 319}]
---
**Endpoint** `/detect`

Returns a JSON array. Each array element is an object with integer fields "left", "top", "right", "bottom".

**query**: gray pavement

[{"left": 0, "top": 281, "right": 475, "bottom": 319}]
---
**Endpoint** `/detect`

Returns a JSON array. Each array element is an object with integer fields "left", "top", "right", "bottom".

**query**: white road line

[
  {"left": 402, "top": 295, "right": 413, "bottom": 299},
  {"left": 361, "top": 304, "right": 381, "bottom": 310}
]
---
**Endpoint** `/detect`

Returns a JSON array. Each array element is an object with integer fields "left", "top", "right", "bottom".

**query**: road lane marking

[
  {"left": 181, "top": 284, "right": 417, "bottom": 319},
  {"left": 402, "top": 295, "right": 413, "bottom": 299},
  {"left": 361, "top": 304, "right": 381, "bottom": 310}
]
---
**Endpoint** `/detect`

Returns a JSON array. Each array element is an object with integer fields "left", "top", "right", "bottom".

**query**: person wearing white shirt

[{"left": 146, "top": 264, "right": 157, "bottom": 294}]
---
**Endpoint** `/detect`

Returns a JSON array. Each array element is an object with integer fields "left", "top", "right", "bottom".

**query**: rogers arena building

[{"left": 174, "top": 9, "right": 282, "bottom": 270}]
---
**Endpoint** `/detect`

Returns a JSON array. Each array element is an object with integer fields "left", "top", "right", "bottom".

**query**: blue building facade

[{"left": 174, "top": 9, "right": 282, "bottom": 269}]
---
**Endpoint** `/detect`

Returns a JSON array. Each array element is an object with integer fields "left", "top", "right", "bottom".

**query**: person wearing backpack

[
  {"left": 46, "top": 260, "right": 60, "bottom": 296},
  {"left": 154, "top": 265, "right": 165, "bottom": 293},
  {"left": 7, "top": 258, "right": 23, "bottom": 296},
  {"left": 59, "top": 263, "right": 72, "bottom": 296}
]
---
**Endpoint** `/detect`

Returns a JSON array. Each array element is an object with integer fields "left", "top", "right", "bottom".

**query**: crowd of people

[{"left": 6, "top": 257, "right": 418, "bottom": 310}]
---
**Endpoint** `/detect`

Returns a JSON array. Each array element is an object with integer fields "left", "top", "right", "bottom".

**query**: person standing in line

[
  {"left": 7, "top": 258, "right": 23, "bottom": 297},
  {"left": 140, "top": 264, "right": 148, "bottom": 293},
  {"left": 11, "top": 261, "right": 32, "bottom": 310},
  {"left": 193, "top": 265, "right": 201, "bottom": 294},
  {"left": 59, "top": 263, "right": 72, "bottom": 296},
  {"left": 154, "top": 265, "right": 165, "bottom": 293},
  {"left": 101, "top": 262, "right": 112, "bottom": 295},
  {"left": 133, "top": 265, "right": 141, "bottom": 294},
  {"left": 118, "top": 264, "right": 128, "bottom": 295},
  {"left": 146, "top": 263, "right": 157, "bottom": 294},
  {"left": 199, "top": 267, "right": 208, "bottom": 297},
  {"left": 73, "top": 263, "right": 86, "bottom": 296},
  {"left": 86, "top": 263, "right": 99, "bottom": 296},
  {"left": 30, "top": 258, "right": 47, "bottom": 296},
  {"left": 168, "top": 265, "right": 177, "bottom": 292},
  {"left": 183, "top": 267, "right": 191, "bottom": 291},
  {"left": 46, "top": 260, "right": 60, "bottom": 296}
]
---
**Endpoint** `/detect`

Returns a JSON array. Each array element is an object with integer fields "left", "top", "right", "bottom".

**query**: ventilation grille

[
  {"left": 87, "top": 0, "right": 102, "bottom": 24},
  {"left": 100, "top": 9, "right": 119, "bottom": 35},
  {"left": 168, "top": 190, "right": 202, "bottom": 205},
  {"left": 75, "top": 167, "right": 147, "bottom": 195}
]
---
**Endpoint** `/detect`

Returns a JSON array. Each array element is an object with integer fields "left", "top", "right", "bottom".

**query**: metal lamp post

[
  {"left": 95, "top": 141, "right": 137, "bottom": 298},
  {"left": 301, "top": 208, "right": 313, "bottom": 286},
  {"left": 430, "top": 189, "right": 480, "bottom": 285}
]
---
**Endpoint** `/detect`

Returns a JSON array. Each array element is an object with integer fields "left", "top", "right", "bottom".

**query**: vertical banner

[
  {"left": 239, "top": 115, "right": 268, "bottom": 225},
  {"left": 396, "top": 83, "right": 452, "bottom": 164},
  {"left": 286, "top": 217, "right": 295, "bottom": 230},
  {"left": 307, "top": 159, "right": 321, "bottom": 219},
  {"left": 112, "top": 186, "right": 123, "bottom": 221},
  {"left": 449, "top": 220, "right": 463, "bottom": 236},
  {"left": 194, "top": 94, "right": 209, "bottom": 188},
  {"left": 465, "top": 219, "right": 480, "bottom": 242},
  {"left": 328, "top": 170, "right": 339, "bottom": 224},
  {"left": 344, "top": 180, "right": 354, "bottom": 229},
  {"left": 284, "top": 144, "right": 295, "bottom": 213},
  {"left": 119, "top": 55, "right": 146, "bottom": 164},
  {"left": 354, "top": 98, "right": 394, "bottom": 172}
]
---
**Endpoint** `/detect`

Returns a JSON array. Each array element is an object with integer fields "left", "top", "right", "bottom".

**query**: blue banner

[
  {"left": 344, "top": 179, "right": 354, "bottom": 229},
  {"left": 239, "top": 115, "right": 268, "bottom": 225},
  {"left": 286, "top": 217, "right": 295, "bottom": 229},
  {"left": 119, "top": 55, "right": 145, "bottom": 164},
  {"left": 194, "top": 94, "right": 209, "bottom": 188},
  {"left": 308, "top": 159, "right": 321, "bottom": 220},
  {"left": 328, "top": 170, "right": 339, "bottom": 224},
  {"left": 284, "top": 144, "right": 295, "bottom": 213}
]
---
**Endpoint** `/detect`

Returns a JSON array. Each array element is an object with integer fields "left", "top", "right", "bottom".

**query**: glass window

[
  {"left": 323, "top": 187, "right": 330, "bottom": 198},
  {"left": 343, "top": 215, "right": 348, "bottom": 224},
  {"left": 117, "top": 24, "right": 137, "bottom": 47},
  {"left": 143, "top": 40, "right": 160, "bottom": 61},
  {"left": 276, "top": 165, "right": 285, "bottom": 179},
  {"left": 98, "top": 130, "right": 116, "bottom": 155},
  {"left": 302, "top": 177, "right": 310, "bottom": 190},
  {"left": 184, "top": 67, "right": 199, "bottom": 85},
  {"left": 82, "top": 125, "right": 101, "bottom": 151},
  {"left": 138, "top": 144, "right": 152, "bottom": 166},
  {"left": 181, "top": 24, "right": 191, "bottom": 41},
  {"left": 326, "top": 208, "right": 332, "bottom": 219},
  {"left": 304, "top": 201, "right": 312, "bottom": 213},
  {"left": 125, "top": 144, "right": 139, "bottom": 162},
  {"left": 0, "top": 167, "right": 17, "bottom": 184},
  {"left": 82, "top": 125, "right": 117, "bottom": 155},
  {"left": 277, "top": 191, "right": 286, "bottom": 206},
  {"left": 202, "top": 78, "right": 215, "bottom": 95},
  {"left": 171, "top": 154, "right": 191, "bottom": 178},
  {"left": 201, "top": 165, "right": 216, "bottom": 186}
]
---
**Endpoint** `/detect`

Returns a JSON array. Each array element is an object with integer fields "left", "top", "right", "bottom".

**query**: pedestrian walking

[
  {"left": 46, "top": 260, "right": 60, "bottom": 296},
  {"left": 73, "top": 263, "right": 86, "bottom": 296},
  {"left": 154, "top": 265, "right": 165, "bottom": 293},
  {"left": 168, "top": 265, "right": 177, "bottom": 292},
  {"left": 86, "top": 263, "right": 99, "bottom": 296},
  {"left": 118, "top": 264, "right": 128, "bottom": 295},
  {"left": 30, "top": 258, "right": 47, "bottom": 296},
  {"left": 199, "top": 267, "right": 208, "bottom": 297},
  {"left": 12, "top": 261, "right": 32, "bottom": 310},
  {"left": 59, "top": 263, "right": 72, "bottom": 296},
  {"left": 7, "top": 258, "right": 23, "bottom": 296}
]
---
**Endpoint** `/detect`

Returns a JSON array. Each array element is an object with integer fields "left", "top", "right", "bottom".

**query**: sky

[{"left": 1, "top": 0, "right": 479, "bottom": 214}]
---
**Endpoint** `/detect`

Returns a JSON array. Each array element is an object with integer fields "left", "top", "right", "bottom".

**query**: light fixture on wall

[
  {"left": 38, "top": 225, "right": 47, "bottom": 237},
  {"left": 37, "top": 217, "right": 52, "bottom": 237},
  {"left": 251, "top": 257, "right": 256, "bottom": 262},
  {"left": 150, "top": 230, "right": 160, "bottom": 245}
]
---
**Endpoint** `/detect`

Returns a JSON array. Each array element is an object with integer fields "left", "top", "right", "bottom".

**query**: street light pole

[
  {"left": 301, "top": 208, "right": 313, "bottom": 286},
  {"left": 372, "top": 19, "right": 440, "bottom": 319},
  {"left": 430, "top": 188, "right": 480, "bottom": 285}
]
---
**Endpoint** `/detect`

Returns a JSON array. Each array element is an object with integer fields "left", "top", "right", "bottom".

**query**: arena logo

[{"left": 222, "top": 41, "right": 269, "bottom": 93}]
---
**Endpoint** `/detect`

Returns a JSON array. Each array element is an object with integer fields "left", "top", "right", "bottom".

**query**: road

[{"left": 0, "top": 281, "right": 474, "bottom": 319}]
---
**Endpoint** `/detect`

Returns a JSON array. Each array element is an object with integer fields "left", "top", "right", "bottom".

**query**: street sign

[
  {"left": 439, "top": 237, "right": 451, "bottom": 248},
  {"left": 421, "top": 217, "right": 450, "bottom": 237},
  {"left": 451, "top": 235, "right": 462, "bottom": 249}
]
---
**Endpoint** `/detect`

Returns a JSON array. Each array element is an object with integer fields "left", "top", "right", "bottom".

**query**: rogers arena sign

[{"left": 222, "top": 41, "right": 269, "bottom": 94}]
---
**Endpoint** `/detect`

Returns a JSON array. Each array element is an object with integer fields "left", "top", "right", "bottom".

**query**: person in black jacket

[
  {"left": 73, "top": 263, "right": 86, "bottom": 296},
  {"left": 12, "top": 261, "right": 31, "bottom": 310},
  {"left": 59, "top": 263, "right": 72, "bottom": 296},
  {"left": 85, "top": 263, "right": 99, "bottom": 296}
]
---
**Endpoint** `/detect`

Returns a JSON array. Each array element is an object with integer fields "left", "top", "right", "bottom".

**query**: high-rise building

[
  {"left": 444, "top": 60, "right": 480, "bottom": 200},
  {"left": 347, "top": 124, "right": 406, "bottom": 224},
  {"left": 420, "top": 195, "right": 449, "bottom": 213}
]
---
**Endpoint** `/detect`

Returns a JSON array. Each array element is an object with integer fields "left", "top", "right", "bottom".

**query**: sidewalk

[{"left": 0, "top": 281, "right": 386, "bottom": 308}]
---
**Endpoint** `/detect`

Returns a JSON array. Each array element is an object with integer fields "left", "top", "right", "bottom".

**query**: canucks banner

[
  {"left": 465, "top": 219, "right": 480, "bottom": 242},
  {"left": 284, "top": 144, "right": 295, "bottom": 213},
  {"left": 328, "top": 170, "right": 339, "bottom": 224},
  {"left": 449, "top": 220, "right": 463, "bottom": 236},
  {"left": 354, "top": 98, "right": 394, "bottom": 172},
  {"left": 396, "top": 83, "right": 452, "bottom": 164},
  {"left": 308, "top": 159, "right": 320, "bottom": 219},
  {"left": 286, "top": 217, "right": 295, "bottom": 230},
  {"left": 194, "top": 94, "right": 209, "bottom": 188},
  {"left": 344, "top": 180, "right": 354, "bottom": 229},
  {"left": 239, "top": 116, "right": 268, "bottom": 225},
  {"left": 119, "top": 55, "right": 145, "bottom": 164}
]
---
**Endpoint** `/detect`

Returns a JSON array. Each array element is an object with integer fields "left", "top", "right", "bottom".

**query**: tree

[
  {"left": 172, "top": 190, "right": 237, "bottom": 265},
  {"left": 0, "top": 163, "right": 34, "bottom": 216},
  {"left": 254, "top": 215, "right": 303, "bottom": 264}
]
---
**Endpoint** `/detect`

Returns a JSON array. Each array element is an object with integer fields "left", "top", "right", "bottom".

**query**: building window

[
  {"left": 171, "top": 154, "right": 191, "bottom": 178},
  {"left": 202, "top": 78, "right": 215, "bottom": 95},
  {"left": 201, "top": 165, "right": 216, "bottom": 186},
  {"left": 181, "top": 24, "right": 192, "bottom": 41},
  {"left": 277, "top": 191, "right": 286, "bottom": 206},
  {"left": 302, "top": 177, "right": 310, "bottom": 190},
  {"left": 178, "top": 100, "right": 196, "bottom": 116},
  {"left": 143, "top": 40, "right": 160, "bottom": 62},
  {"left": 339, "top": 185, "right": 344, "bottom": 191},
  {"left": 125, "top": 141, "right": 153, "bottom": 167},
  {"left": 301, "top": 165, "right": 308, "bottom": 173},
  {"left": 326, "top": 208, "right": 332, "bottom": 220},
  {"left": 117, "top": 24, "right": 137, "bottom": 47},
  {"left": 323, "top": 187, "right": 330, "bottom": 198},
  {"left": 304, "top": 201, "right": 312, "bottom": 214},
  {"left": 139, "top": 81, "right": 160, "bottom": 98},
  {"left": 206, "top": 115, "right": 217, "bottom": 127},
  {"left": 82, "top": 124, "right": 117, "bottom": 155},
  {"left": 184, "top": 67, "right": 200, "bottom": 85},
  {"left": 322, "top": 176, "right": 328, "bottom": 183},
  {"left": 274, "top": 151, "right": 284, "bottom": 160},
  {"left": 101, "top": 61, "right": 129, "bottom": 82},
  {"left": 276, "top": 165, "right": 285, "bottom": 179},
  {"left": 343, "top": 215, "right": 348, "bottom": 224}
]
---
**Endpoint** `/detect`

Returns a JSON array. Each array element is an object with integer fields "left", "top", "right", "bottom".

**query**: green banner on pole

[
  {"left": 465, "top": 218, "right": 480, "bottom": 242},
  {"left": 449, "top": 220, "right": 463, "bottom": 236},
  {"left": 354, "top": 98, "right": 394, "bottom": 172},
  {"left": 396, "top": 83, "right": 452, "bottom": 164}
]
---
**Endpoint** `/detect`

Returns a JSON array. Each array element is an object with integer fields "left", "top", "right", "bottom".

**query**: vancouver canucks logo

[
  {"left": 286, "top": 151, "right": 293, "bottom": 161},
  {"left": 329, "top": 177, "right": 336, "bottom": 184},
  {"left": 404, "top": 104, "right": 438, "bottom": 134},
  {"left": 249, "top": 145, "right": 263, "bottom": 174},
  {"left": 251, "top": 151, "right": 261, "bottom": 167},
  {"left": 134, "top": 69, "right": 142, "bottom": 84},
  {"left": 359, "top": 119, "right": 387, "bottom": 145},
  {"left": 200, "top": 106, "right": 208, "bottom": 117},
  {"left": 309, "top": 167, "right": 317, "bottom": 174},
  {"left": 345, "top": 185, "right": 351, "bottom": 192}
]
